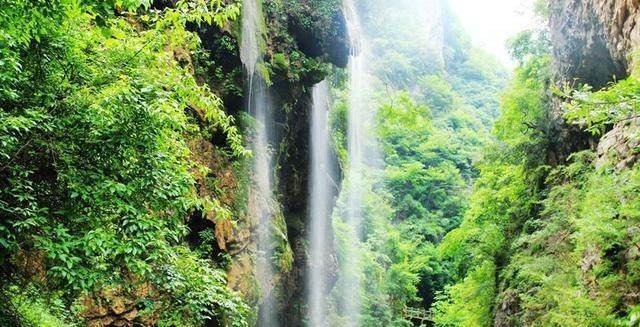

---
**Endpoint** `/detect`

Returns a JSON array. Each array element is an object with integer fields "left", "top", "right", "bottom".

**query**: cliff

[
  {"left": 550, "top": 0, "right": 640, "bottom": 166},
  {"left": 192, "top": 0, "right": 349, "bottom": 325},
  {"left": 550, "top": 0, "right": 639, "bottom": 87},
  {"left": 542, "top": 0, "right": 640, "bottom": 166},
  {"left": 491, "top": 1, "right": 640, "bottom": 326}
]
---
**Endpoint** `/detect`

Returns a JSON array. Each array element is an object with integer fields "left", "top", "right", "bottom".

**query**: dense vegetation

[
  {"left": 432, "top": 12, "right": 640, "bottom": 327},
  {"left": 433, "top": 43, "right": 552, "bottom": 327},
  {"left": 0, "top": 1, "right": 249, "bottom": 326},
  {"left": 328, "top": 0, "right": 508, "bottom": 325},
  {"left": 433, "top": 54, "right": 640, "bottom": 327},
  {"left": 3, "top": 0, "right": 640, "bottom": 326},
  {"left": 330, "top": 0, "right": 640, "bottom": 326}
]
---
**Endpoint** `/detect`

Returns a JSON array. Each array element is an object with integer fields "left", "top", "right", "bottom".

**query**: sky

[{"left": 447, "top": 0, "right": 537, "bottom": 66}]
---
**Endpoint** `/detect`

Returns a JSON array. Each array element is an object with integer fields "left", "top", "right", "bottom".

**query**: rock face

[
  {"left": 594, "top": 0, "right": 640, "bottom": 69},
  {"left": 263, "top": 1, "right": 347, "bottom": 324},
  {"left": 550, "top": 0, "right": 640, "bottom": 88},
  {"left": 194, "top": 1, "right": 348, "bottom": 326},
  {"left": 284, "top": 0, "right": 350, "bottom": 68},
  {"left": 493, "top": 2, "right": 640, "bottom": 326},
  {"left": 596, "top": 117, "right": 640, "bottom": 169},
  {"left": 83, "top": 285, "right": 157, "bottom": 327},
  {"left": 546, "top": 0, "right": 640, "bottom": 164}
]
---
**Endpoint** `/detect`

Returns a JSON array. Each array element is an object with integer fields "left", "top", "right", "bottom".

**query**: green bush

[{"left": 0, "top": 0, "right": 248, "bottom": 325}]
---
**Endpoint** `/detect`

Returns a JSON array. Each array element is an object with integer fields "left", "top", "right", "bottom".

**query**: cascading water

[
  {"left": 344, "top": 0, "right": 366, "bottom": 241},
  {"left": 337, "top": 0, "right": 373, "bottom": 325},
  {"left": 251, "top": 79, "right": 277, "bottom": 327},
  {"left": 240, "top": 0, "right": 260, "bottom": 77},
  {"left": 307, "top": 81, "right": 335, "bottom": 327},
  {"left": 240, "top": 1, "right": 277, "bottom": 326}
]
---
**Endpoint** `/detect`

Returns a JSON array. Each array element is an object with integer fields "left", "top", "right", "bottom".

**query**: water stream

[
  {"left": 243, "top": 0, "right": 375, "bottom": 326},
  {"left": 338, "top": 0, "right": 373, "bottom": 325},
  {"left": 307, "top": 81, "right": 335, "bottom": 327},
  {"left": 240, "top": 1, "right": 277, "bottom": 326}
]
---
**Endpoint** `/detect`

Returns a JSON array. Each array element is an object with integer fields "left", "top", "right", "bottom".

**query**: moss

[
  {"left": 270, "top": 53, "right": 289, "bottom": 72},
  {"left": 232, "top": 151, "right": 253, "bottom": 218},
  {"left": 271, "top": 211, "right": 294, "bottom": 273},
  {"left": 256, "top": 62, "right": 273, "bottom": 86},
  {"left": 273, "top": 239, "right": 294, "bottom": 273},
  {"left": 4, "top": 284, "right": 81, "bottom": 327},
  {"left": 261, "top": 0, "right": 344, "bottom": 84}
]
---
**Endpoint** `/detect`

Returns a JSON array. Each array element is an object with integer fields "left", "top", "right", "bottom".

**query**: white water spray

[{"left": 240, "top": 0, "right": 261, "bottom": 79}]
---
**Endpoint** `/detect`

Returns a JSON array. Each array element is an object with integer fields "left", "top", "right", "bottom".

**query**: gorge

[{"left": 2, "top": 0, "right": 640, "bottom": 327}]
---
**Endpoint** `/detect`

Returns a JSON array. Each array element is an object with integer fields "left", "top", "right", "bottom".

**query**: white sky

[{"left": 447, "top": 0, "right": 537, "bottom": 66}]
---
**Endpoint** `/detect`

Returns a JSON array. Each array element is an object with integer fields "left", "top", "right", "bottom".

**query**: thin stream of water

[
  {"left": 340, "top": 0, "right": 372, "bottom": 325},
  {"left": 240, "top": 1, "right": 277, "bottom": 326},
  {"left": 307, "top": 81, "right": 335, "bottom": 327}
]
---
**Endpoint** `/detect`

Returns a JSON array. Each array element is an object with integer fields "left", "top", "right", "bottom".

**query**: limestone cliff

[
  {"left": 544, "top": 0, "right": 640, "bottom": 165},
  {"left": 550, "top": 0, "right": 639, "bottom": 87},
  {"left": 191, "top": 0, "right": 348, "bottom": 325},
  {"left": 492, "top": 2, "right": 640, "bottom": 326},
  {"left": 549, "top": 0, "right": 640, "bottom": 166}
]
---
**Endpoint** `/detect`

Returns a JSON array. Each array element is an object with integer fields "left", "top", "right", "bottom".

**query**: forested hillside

[
  {"left": 1, "top": 0, "right": 640, "bottom": 327},
  {"left": 0, "top": 0, "right": 346, "bottom": 325},
  {"left": 327, "top": 1, "right": 507, "bottom": 325},
  {"left": 0, "top": 1, "right": 251, "bottom": 326},
  {"left": 434, "top": 1, "right": 640, "bottom": 326}
]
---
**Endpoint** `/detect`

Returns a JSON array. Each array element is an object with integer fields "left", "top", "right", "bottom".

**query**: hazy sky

[{"left": 448, "top": 0, "right": 537, "bottom": 66}]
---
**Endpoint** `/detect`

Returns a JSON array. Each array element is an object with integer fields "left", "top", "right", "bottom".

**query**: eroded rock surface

[
  {"left": 84, "top": 285, "right": 157, "bottom": 327},
  {"left": 545, "top": 0, "right": 640, "bottom": 163},
  {"left": 596, "top": 117, "right": 640, "bottom": 169},
  {"left": 550, "top": 0, "right": 640, "bottom": 88}
]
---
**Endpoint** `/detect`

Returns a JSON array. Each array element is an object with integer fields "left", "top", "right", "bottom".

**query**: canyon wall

[
  {"left": 550, "top": 0, "right": 639, "bottom": 87},
  {"left": 493, "top": 2, "right": 640, "bottom": 326},
  {"left": 195, "top": 1, "right": 348, "bottom": 325}
]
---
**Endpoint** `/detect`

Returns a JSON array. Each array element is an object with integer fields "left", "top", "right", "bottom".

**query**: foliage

[
  {"left": 561, "top": 71, "right": 640, "bottom": 135},
  {"left": 432, "top": 261, "right": 496, "bottom": 327},
  {"left": 417, "top": 75, "right": 456, "bottom": 112},
  {"left": 484, "top": 149, "right": 640, "bottom": 327},
  {"left": 378, "top": 93, "right": 468, "bottom": 239},
  {"left": 0, "top": 0, "right": 248, "bottom": 325},
  {"left": 507, "top": 29, "right": 551, "bottom": 65},
  {"left": 157, "top": 247, "right": 249, "bottom": 327},
  {"left": 433, "top": 49, "right": 551, "bottom": 326},
  {"left": 329, "top": 0, "right": 507, "bottom": 324},
  {"left": 433, "top": 16, "right": 640, "bottom": 327},
  {"left": 493, "top": 54, "right": 551, "bottom": 154},
  {"left": 1, "top": 284, "right": 79, "bottom": 327}
]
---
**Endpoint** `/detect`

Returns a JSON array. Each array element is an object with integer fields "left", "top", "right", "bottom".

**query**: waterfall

[
  {"left": 307, "top": 81, "right": 335, "bottom": 327},
  {"left": 240, "top": 1, "right": 277, "bottom": 326},
  {"left": 240, "top": 0, "right": 261, "bottom": 78},
  {"left": 344, "top": 0, "right": 366, "bottom": 241},
  {"left": 337, "top": 0, "right": 373, "bottom": 325}
]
